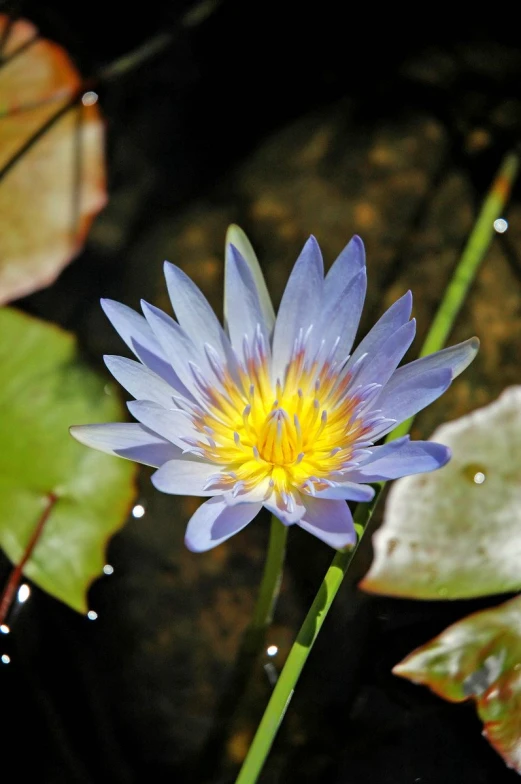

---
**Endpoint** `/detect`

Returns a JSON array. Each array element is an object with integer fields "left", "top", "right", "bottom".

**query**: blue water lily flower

[{"left": 71, "top": 227, "right": 478, "bottom": 551}]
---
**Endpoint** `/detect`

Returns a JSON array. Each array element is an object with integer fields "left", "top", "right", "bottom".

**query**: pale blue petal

[
  {"left": 226, "top": 225, "right": 275, "bottom": 333},
  {"left": 344, "top": 440, "right": 451, "bottom": 482},
  {"left": 385, "top": 337, "right": 480, "bottom": 388},
  {"left": 225, "top": 245, "right": 269, "bottom": 353},
  {"left": 127, "top": 400, "right": 197, "bottom": 449},
  {"left": 140, "top": 300, "right": 205, "bottom": 398},
  {"left": 104, "top": 355, "right": 180, "bottom": 407},
  {"left": 349, "top": 291, "right": 413, "bottom": 367},
  {"left": 163, "top": 261, "right": 230, "bottom": 359},
  {"left": 151, "top": 459, "right": 219, "bottom": 496},
  {"left": 224, "top": 477, "right": 272, "bottom": 506},
  {"left": 318, "top": 268, "right": 367, "bottom": 360},
  {"left": 313, "top": 482, "right": 376, "bottom": 502},
  {"left": 70, "top": 422, "right": 180, "bottom": 467},
  {"left": 350, "top": 319, "right": 416, "bottom": 390},
  {"left": 297, "top": 497, "right": 357, "bottom": 549},
  {"left": 263, "top": 490, "right": 306, "bottom": 525},
  {"left": 373, "top": 367, "right": 453, "bottom": 427},
  {"left": 101, "top": 298, "right": 180, "bottom": 387},
  {"left": 184, "top": 496, "right": 262, "bottom": 552},
  {"left": 271, "top": 236, "right": 324, "bottom": 382},
  {"left": 324, "top": 235, "right": 365, "bottom": 306}
]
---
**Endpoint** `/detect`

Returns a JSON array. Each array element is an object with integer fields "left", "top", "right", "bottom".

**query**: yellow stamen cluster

[{"left": 191, "top": 350, "right": 366, "bottom": 497}]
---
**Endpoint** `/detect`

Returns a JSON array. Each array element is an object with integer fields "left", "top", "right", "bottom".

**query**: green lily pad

[
  {"left": 0, "top": 307, "right": 136, "bottom": 613},
  {"left": 361, "top": 387, "right": 521, "bottom": 599},
  {"left": 394, "top": 594, "right": 521, "bottom": 773}
]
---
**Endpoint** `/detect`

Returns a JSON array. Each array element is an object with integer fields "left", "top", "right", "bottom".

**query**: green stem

[
  {"left": 235, "top": 150, "right": 519, "bottom": 784},
  {"left": 392, "top": 151, "right": 519, "bottom": 440},
  {"left": 248, "top": 515, "right": 288, "bottom": 636},
  {"left": 195, "top": 515, "right": 288, "bottom": 779}
]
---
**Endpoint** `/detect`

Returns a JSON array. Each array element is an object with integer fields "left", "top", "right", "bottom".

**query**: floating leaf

[
  {"left": 0, "top": 14, "right": 106, "bottom": 303},
  {"left": 361, "top": 387, "right": 521, "bottom": 599},
  {"left": 394, "top": 594, "right": 521, "bottom": 773},
  {"left": 0, "top": 308, "right": 136, "bottom": 612}
]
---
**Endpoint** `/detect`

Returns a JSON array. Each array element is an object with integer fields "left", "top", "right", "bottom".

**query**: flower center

[
  {"left": 257, "top": 407, "right": 298, "bottom": 465},
  {"left": 187, "top": 337, "right": 372, "bottom": 498}
]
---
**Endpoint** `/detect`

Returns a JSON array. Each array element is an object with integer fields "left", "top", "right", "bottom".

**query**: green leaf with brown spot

[
  {"left": 394, "top": 594, "right": 521, "bottom": 773},
  {"left": 0, "top": 307, "right": 136, "bottom": 612}
]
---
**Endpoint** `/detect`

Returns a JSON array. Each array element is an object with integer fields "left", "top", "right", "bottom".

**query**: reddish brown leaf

[
  {"left": 0, "top": 14, "right": 106, "bottom": 303},
  {"left": 394, "top": 595, "right": 521, "bottom": 773}
]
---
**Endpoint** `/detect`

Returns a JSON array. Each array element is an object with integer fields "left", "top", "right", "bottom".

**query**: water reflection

[
  {"left": 493, "top": 217, "right": 508, "bottom": 233},
  {"left": 82, "top": 91, "right": 99, "bottom": 106},
  {"left": 1, "top": 654, "right": 10, "bottom": 664},
  {"left": 87, "top": 610, "right": 98, "bottom": 621},
  {"left": 263, "top": 662, "right": 278, "bottom": 686},
  {"left": 132, "top": 504, "right": 146, "bottom": 518},
  {"left": 17, "top": 584, "right": 30, "bottom": 603}
]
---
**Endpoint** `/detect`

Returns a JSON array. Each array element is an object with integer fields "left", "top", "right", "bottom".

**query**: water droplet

[
  {"left": 514, "top": 663, "right": 521, "bottom": 671},
  {"left": 0, "top": 625, "right": 10, "bottom": 635},
  {"left": 266, "top": 645, "right": 278, "bottom": 657},
  {"left": 17, "top": 584, "right": 30, "bottom": 603},
  {"left": 82, "top": 90, "right": 99, "bottom": 106},
  {"left": 132, "top": 503, "right": 146, "bottom": 519},
  {"left": 461, "top": 463, "right": 487, "bottom": 484},
  {"left": 103, "top": 564, "right": 114, "bottom": 575},
  {"left": 1, "top": 654, "right": 10, "bottom": 664},
  {"left": 437, "top": 586, "right": 449, "bottom": 597},
  {"left": 87, "top": 610, "right": 98, "bottom": 621},
  {"left": 493, "top": 218, "right": 508, "bottom": 233}
]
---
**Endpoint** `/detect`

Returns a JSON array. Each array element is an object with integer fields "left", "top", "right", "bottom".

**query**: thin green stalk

[
  {"left": 195, "top": 515, "right": 287, "bottom": 779},
  {"left": 235, "top": 150, "right": 519, "bottom": 784},
  {"left": 248, "top": 515, "right": 289, "bottom": 640},
  {"left": 392, "top": 151, "right": 519, "bottom": 439}
]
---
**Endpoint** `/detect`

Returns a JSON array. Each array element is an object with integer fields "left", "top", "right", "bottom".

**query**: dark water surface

[{"left": 2, "top": 3, "right": 521, "bottom": 782}]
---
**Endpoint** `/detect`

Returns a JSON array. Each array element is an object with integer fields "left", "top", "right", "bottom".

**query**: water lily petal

[
  {"left": 127, "top": 400, "right": 197, "bottom": 448},
  {"left": 349, "top": 318, "right": 416, "bottom": 390},
  {"left": 264, "top": 490, "right": 306, "bottom": 525},
  {"left": 70, "top": 422, "right": 180, "bottom": 467},
  {"left": 100, "top": 298, "right": 180, "bottom": 387},
  {"left": 386, "top": 337, "right": 480, "bottom": 388},
  {"left": 344, "top": 439, "right": 451, "bottom": 482},
  {"left": 374, "top": 367, "right": 453, "bottom": 427},
  {"left": 298, "top": 496, "right": 357, "bottom": 549},
  {"left": 324, "top": 235, "right": 365, "bottom": 305},
  {"left": 313, "top": 482, "right": 376, "bottom": 502},
  {"left": 225, "top": 244, "right": 269, "bottom": 353},
  {"left": 226, "top": 224, "right": 275, "bottom": 333},
  {"left": 104, "top": 355, "right": 179, "bottom": 407},
  {"left": 184, "top": 496, "right": 262, "bottom": 552},
  {"left": 271, "top": 236, "right": 324, "bottom": 383},
  {"left": 140, "top": 299, "right": 205, "bottom": 398},
  {"left": 164, "top": 261, "right": 230, "bottom": 359},
  {"left": 224, "top": 477, "right": 272, "bottom": 506},
  {"left": 349, "top": 290, "right": 413, "bottom": 367},
  {"left": 319, "top": 267, "right": 367, "bottom": 360},
  {"left": 151, "top": 459, "right": 218, "bottom": 495}
]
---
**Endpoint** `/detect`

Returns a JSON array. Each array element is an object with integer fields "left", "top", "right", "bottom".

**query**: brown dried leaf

[{"left": 0, "top": 15, "right": 106, "bottom": 302}]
